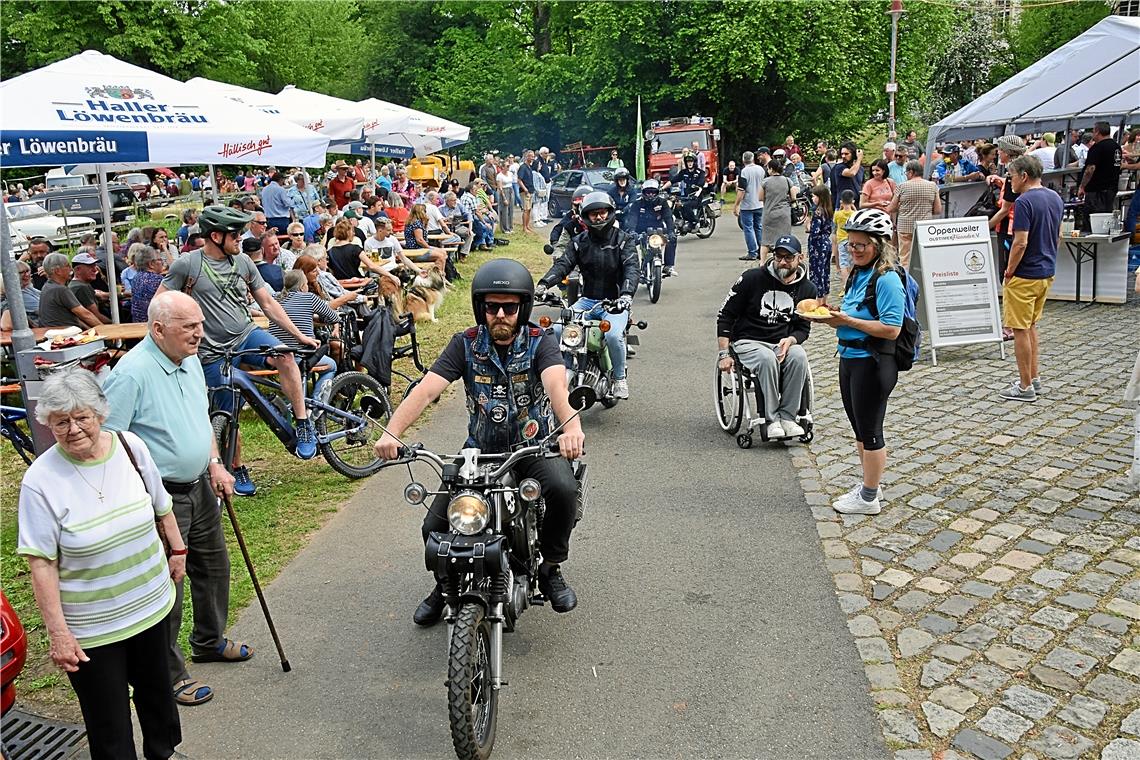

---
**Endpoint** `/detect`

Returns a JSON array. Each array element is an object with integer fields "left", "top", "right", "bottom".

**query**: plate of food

[{"left": 796, "top": 298, "right": 835, "bottom": 321}]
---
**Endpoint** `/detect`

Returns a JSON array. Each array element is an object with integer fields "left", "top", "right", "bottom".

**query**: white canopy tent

[
  {"left": 925, "top": 15, "right": 1140, "bottom": 176},
  {"left": 185, "top": 77, "right": 364, "bottom": 142},
  {"left": 277, "top": 86, "right": 470, "bottom": 159},
  {"left": 0, "top": 50, "right": 332, "bottom": 324}
]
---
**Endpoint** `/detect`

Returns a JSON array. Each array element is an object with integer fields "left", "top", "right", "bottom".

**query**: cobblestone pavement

[{"left": 792, "top": 274, "right": 1140, "bottom": 760}]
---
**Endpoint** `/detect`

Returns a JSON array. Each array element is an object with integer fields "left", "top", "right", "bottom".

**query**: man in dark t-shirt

[
  {"left": 999, "top": 154, "right": 1063, "bottom": 404},
  {"left": 1078, "top": 121, "right": 1122, "bottom": 222},
  {"left": 373, "top": 259, "right": 586, "bottom": 627},
  {"left": 68, "top": 252, "right": 109, "bottom": 323},
  {"left": 37, "top": 253, "right": 103, "bottom": 329}
]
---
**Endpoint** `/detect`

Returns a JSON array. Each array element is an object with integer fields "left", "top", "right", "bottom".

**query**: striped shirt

[
  {"left": 269, "top": 291, "right": 338, "bottom": 349},
  {"left": 18, "top": 432, "right": 174, "bottom": 648}
]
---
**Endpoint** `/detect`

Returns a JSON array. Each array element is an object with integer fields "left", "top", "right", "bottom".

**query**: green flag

[{"left": 635, "top": 96, "right": 645, "bottom": 181}]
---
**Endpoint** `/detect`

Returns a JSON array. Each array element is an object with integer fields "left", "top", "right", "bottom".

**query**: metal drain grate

[{"left": 1, "top": 709, "right": 86, "bottom": 760}]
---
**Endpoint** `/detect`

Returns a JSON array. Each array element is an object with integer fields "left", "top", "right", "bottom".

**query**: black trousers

[
  {"left": 839, "top": 355, "right": 898, "bottom": 452},
  {"left": 422, "top": 454, "right": 577, "bottom": 564},
  {"left": 67, "top": 619, "right": 182, "bottom": 760}
]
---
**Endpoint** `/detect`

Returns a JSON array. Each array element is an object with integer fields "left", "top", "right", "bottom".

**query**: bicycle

[
  {"left": 209, "top": 344, "right": 392, "bottom": 479},
  {"left": 1, "top": 381, "right": 35, "bottom": 466}
]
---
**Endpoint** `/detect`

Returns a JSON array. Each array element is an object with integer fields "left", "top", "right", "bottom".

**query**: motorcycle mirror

[
  {"left": 543, "top": 244, "right": 554, "bottom": 255},
  {"left": 403, "top": 482, "right": 427, "bottom": 505},
  {"left": 643, "top": 129, "right": 654, "bottom": 141}
]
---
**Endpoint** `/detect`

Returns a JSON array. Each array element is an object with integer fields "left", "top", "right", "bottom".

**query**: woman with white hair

[{"left": 18, "top": 367, "right": 186, "bottom": 759}]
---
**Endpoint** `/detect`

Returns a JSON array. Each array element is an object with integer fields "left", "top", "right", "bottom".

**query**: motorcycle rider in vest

[
  {"left": 624, "top": 178, "right": 679, "bottom": 277},
  {"left": 677, "top": 153, "right": 710, "bottom": 227},
  {"left": 535, "top": 192, "right": 640, "bottom": 399},
  {"left": 548, "top": 184, "right": 593, "bottom": 262},
  {"left": 607, "top": 168, "right": 636, "bottom": 217},
  {"left": 375, "top": 259, "right": 586, "bottom": 626}
]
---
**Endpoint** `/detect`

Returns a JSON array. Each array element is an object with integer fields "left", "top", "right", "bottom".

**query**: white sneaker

[
  {"left": 614, "top": 379, "right": 629, "bottom": 399},
  {"left": 782, "top": 420, "right": 806, "bottom": 437},
  {"left": 846, "top": 483, "right": 884, "bottom": 501},
  {"left": 766, "top": 420, "right": 786, "bottom": 439},
  {"left": 832, "top": 489, "right": 881, "bottom": 515}
]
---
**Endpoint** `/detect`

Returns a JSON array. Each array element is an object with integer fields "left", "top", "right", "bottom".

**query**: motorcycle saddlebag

[{"left": 425, "top": 532, "right": 508, "bottom": 578}]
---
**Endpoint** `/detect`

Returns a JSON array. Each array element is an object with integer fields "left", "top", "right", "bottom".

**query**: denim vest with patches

[{"left": 462, "top": 324, "right": 554, "bottom": 453}]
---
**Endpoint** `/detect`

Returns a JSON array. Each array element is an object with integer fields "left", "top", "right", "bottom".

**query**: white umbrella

[
  {"left": 185, "top": 77, "right": 365, "bottom": 142},
  {"left": 0, "top": 50, "right": 332, "bottom": 322}
]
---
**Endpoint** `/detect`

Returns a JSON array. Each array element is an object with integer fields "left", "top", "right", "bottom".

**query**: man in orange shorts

[{"left": 999, "top": 155, "right": 1063, "bottom": 403}]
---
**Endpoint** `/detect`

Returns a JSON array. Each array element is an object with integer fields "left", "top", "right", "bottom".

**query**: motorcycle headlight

[
  {"left": 562, "top": 324, "right": 584, "bottom": 348},
  {"left": 447, "top": 491, "right": 490, "bottom": 535},
  {"left": 648, "top": 234, "right": 665, "bottom": 249}
]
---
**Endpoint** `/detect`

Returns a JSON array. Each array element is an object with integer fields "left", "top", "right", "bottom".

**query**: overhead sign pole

[{"left": 911, "top": 216, "right": 1006, "bottom": 366}]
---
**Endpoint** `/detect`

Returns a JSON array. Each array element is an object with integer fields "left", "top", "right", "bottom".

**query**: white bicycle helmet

[{"left": 844, "top": 208, "right": 894, "bottom": 239}]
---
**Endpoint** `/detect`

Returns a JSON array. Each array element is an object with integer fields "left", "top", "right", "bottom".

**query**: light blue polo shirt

[{"left": 102, "top": 334, "right": 213, "bottom": 482}]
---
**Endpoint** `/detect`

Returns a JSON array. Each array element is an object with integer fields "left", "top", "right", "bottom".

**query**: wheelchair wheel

[
  {"left": 713, "top": 362, "right": 743, "bottom": 434},
  {"left": 736, "top": 433, "right": 752, "bottom": 449},
  {"left": 799, "top": 430, "right": 814, "bottom": 443}
]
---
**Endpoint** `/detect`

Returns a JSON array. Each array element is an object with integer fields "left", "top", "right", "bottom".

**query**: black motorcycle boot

[
  {"left": 413, "top": 583, "right": 445, "bottom": 626},
  {"left": 537, "top": 564, "right": 578, "bottom": 613}
]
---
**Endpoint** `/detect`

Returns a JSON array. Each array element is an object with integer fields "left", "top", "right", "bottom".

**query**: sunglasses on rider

[
  {"left": 484, "top": 302, "right": 521, "bottom": 316},
  {"left": 772, "top": 251, "right": 798, "bottom": 261}
]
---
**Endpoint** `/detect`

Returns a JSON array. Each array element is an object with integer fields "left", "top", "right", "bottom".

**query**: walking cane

[{"left": 221, "top": 492, "right": 292, "bottom": 673}]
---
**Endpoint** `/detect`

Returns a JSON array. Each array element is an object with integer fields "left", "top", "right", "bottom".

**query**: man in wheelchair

[{"left": 716, "top": 235, "right": 817, "bottom": 439}]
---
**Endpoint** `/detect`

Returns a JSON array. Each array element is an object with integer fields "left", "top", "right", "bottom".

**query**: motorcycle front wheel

[
  {"left": 696, "top": 212, "right": 716, "bottom": 239},
  {"left": 649, "top": 260, "right": 662, "bottom": 303},
  {"left": 448, "top": 603, "right": 498, "bottom": 760}
]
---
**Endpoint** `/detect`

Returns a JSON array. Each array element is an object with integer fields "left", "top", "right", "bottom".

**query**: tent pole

[
  {"left": 97, "top": 167, "right": 120, "bottom": 324},
  {"left": 0, "top": 212, "right": 34, "bottom": 355},
  {"left": 1061, "top": 119, "right": 1072, "bottom": 170},
  {"left": 370, "top": 142, "right": 377, "bottom": 194},
  {"left": 208, "top": 163, "right": 220, "bottom": 204}
]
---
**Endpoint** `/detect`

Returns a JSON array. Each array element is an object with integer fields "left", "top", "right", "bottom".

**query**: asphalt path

[{"left": 178, "top": 219, "right": 886, "bottom": 759}]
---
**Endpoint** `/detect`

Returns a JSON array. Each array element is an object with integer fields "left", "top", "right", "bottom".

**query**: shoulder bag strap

[{"left": 117, "top": 431, "right": 173, "bottom": 556}]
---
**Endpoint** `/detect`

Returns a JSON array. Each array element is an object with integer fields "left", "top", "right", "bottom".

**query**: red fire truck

[{"left": 645, "top": 116, "right": 720, "bottom": 184}]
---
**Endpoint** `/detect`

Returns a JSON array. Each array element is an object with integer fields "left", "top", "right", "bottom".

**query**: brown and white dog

[{"left": 379, "top": 266, "right": 449, "bottom": 322}]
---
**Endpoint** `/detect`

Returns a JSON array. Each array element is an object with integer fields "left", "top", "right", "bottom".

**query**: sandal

[
  {"left": 191, "top": 638, "right": 255, "bottom": 663},
  {"left": 173, "top": 679, "right": 214, "bottom": 706}
]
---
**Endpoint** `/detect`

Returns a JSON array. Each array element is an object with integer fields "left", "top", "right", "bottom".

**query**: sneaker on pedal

[
  {"left": 638, "top": 274, "right": 648, "bottom": 285},
  {"left": 233, "top": 466, "right": 257, "bottom": 497},
  {"left": 832, "top": 489, "right": 881, "bottom": 515},
  {"left": 613, "top": 379, "right": 629, "bottom": 399},
  {"left": 294, "top": 418, "right": 318, "bottom": 459},
  {"left": 663, "top": 266, "right": 678, "bottom": 277},
  {"left": 537, "top": 565, "right": 577, "bottom": 613},
  {"left": 782, "top": 419, "right": 806, "bottom": 437},
  {"left": 413, "top": 584, "right": 445, "bottom": 626},
  {"left": 766, "top": 420, "right": 786, "bottom": 439}
]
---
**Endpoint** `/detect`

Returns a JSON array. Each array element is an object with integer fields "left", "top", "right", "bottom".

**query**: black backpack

[{"left": 842, "top": 266, "right": 921, "bottom": 371}]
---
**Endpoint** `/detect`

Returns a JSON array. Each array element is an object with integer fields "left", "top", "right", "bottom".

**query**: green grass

[{"left": 0, "top": 228, "right": 551, "bottom": 719}]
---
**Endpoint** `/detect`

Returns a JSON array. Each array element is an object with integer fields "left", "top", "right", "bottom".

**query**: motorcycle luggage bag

[{"left": 425, "top": 532, "right": 508, "bottom": 578}]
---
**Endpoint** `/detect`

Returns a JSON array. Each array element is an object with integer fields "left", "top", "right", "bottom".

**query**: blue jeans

[
  {"left": 555, "top": 298, "right": 630, "bottom": 380},
  {"left": 740, "top": 207, "right": 763, "bottom": 257},
  {"left": 203, "top": 327, "right": 280, "bottom": 414}
]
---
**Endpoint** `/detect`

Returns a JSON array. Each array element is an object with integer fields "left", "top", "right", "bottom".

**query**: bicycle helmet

[
  {"left": 470, "top": 258, "right": 535, "bottom": 328},
  {"left": 580, "top": 191, "right": 617, "bottom": 238},
  {"left": 640, "top": 178, "right": 660, "bottom": 199},
  {"left": 199, "top": 205, "right": 253, "bottom": 236},
  {"left": 844, "top": 208, "right": 894, "bottom": 239},
  {"left": 614, "top": 167, "right": 630, "bottom": 183}
]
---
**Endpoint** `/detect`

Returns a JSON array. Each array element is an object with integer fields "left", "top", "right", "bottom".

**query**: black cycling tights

[{"left": 839, "top": 355, "right": 898, "bottom": 452}]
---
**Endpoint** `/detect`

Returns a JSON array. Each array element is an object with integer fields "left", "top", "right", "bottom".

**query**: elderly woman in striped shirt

[{"left": 18, "top": 367, "right": 186, "bottom": 760}]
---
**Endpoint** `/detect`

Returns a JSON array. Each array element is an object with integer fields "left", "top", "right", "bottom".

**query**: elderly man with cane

[{"left": 101, "top": 291, "right": 253, "bottom": 707}]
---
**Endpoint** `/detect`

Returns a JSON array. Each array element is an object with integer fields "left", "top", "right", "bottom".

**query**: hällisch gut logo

[{"left": 86, "top": 85, "right": 154, "bottom": 101}]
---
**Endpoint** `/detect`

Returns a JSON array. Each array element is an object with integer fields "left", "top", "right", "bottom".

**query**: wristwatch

[{"left": 208, "top": 457, "right": 223, "bottom": 465}]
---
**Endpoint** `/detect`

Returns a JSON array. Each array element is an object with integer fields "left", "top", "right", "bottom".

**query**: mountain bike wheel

[
  {"left": 210, "top": 411, "right": 237, "bottom": 470},
  {"left": 316, "top": 372, "right": 391, "bottom": 478}
]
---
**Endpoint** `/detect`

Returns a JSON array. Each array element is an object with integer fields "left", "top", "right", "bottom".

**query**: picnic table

[{"left": 1, "top": 317, "right": 271, "bottom": 348}]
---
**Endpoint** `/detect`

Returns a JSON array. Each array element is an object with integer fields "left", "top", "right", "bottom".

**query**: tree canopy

[{"left": 0, "top": 0, "right": 1120, "bottom": 160}]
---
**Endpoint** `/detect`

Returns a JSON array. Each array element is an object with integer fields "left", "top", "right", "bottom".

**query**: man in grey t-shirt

[
  {"left": 157, "top": 206, "right": 321, "bottom": 492},
  {"left": 733, "top": 151, "right": 767, "bottom": 261}
]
